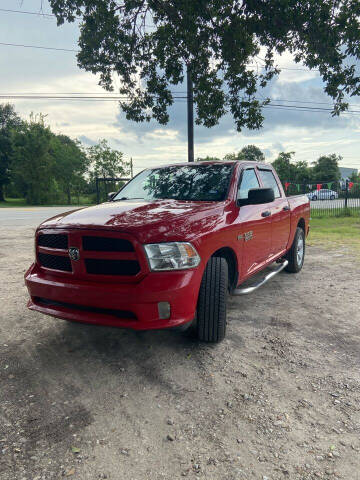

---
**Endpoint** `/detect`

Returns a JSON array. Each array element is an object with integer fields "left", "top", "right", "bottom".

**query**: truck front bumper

[{"left": 25, "top": 263, "right": 202, "bottom": 330}]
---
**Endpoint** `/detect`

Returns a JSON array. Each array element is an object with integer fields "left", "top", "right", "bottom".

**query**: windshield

[{"left": 112, "top": 164, "right": 234, "bottom": 202}]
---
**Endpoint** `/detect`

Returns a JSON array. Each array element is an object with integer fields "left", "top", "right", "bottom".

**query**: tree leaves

[{"left": 50, "top": 0, "right": 360, "bottom": 131}]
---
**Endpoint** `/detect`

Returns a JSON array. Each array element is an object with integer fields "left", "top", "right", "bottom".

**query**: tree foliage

[
  {"left": 1, "top": 105, "right": 133, "bottom": 205},
  {"left": 224, "top": 145, "right": 265, "bottom": 162},
  {"left": 50, "top": 0, "right": 360, "bottom": 131},
  {"left": 311, "top": 154, "right": 341, "bottom": 182},
  {"left": 11, "top": 115, "right": 56, "bottom": 205},
  {"left": 52, "top": 134, "right": 89, "bottom": 204},
  {"left": 272, "top": 151, "right": 341, "bottom": 184},
  {"left": 88, "top": 139, "right": 130, "bottom": 183},
  {"left": 0, "top": 104, "right": 22, "bottom": 201},
  {"left": 271, "top": 151, "right": 313, "bottom": 184}
]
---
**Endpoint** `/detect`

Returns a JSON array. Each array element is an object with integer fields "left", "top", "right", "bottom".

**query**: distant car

[{"left": 307, "top": 189, "right": 338, "bottom": 201}]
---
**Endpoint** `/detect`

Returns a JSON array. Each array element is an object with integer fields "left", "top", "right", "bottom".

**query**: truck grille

[
  {"left": 38, "top": 233, "right": 68, "bottom": 249},
  {"left": 85, "top": 259, "right": 140, "bottom": 276},
  {"left": 36, "top": 231, "right": 143, "bottom": 280},
  {"left": 82, "top": 236, "right": 134, "bottom": 252},
  {"left": 38, "top": 252, "right": 72, "bottom": 272}
]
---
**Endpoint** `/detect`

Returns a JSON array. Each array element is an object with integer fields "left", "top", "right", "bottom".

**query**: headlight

[{"left": 144, "top": 242, "right": 201, "bottom": 271}]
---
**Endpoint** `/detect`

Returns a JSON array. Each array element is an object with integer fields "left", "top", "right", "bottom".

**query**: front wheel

[
  {"left": 312, "top": 195, "right": 317, "bottom": 201},
  {"left": 330, "top": 195, "right": 335, "bottom": 200},
  {"left": 285, "top": 227, "right": 305, "bottom": 273},
  {"left": 196, "top": 257, "right": 228, "bottom": 343}
]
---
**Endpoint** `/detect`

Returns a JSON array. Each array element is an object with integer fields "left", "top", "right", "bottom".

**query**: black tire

[
  {"left": 285, "top": 227, "right": 305, "bottom": 273},
  {"left": 196, "top": 257, "right": 228, "bottom": 343},
  {"left": 312, "top": 195, "right": 317, "bottom": 201},
  {"left": 330, "top": 195, "right": 335, "bottom": 200}
]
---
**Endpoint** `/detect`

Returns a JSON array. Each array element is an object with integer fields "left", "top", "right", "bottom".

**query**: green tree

[
  {"left": 292, "top": 161, "right": 312, "bottom": 185},
  {"left": 272, "top": 152, "right": 312, "bottom": 185},
  {"left": 50, "top": 0, "right": 360, "bottom": 132},
  {"left": 311, "top": 154, "right": 341, "bottom": 183},
  {"left": 88, "top": 139, "right": 130, "bottom": 183},
  {"left": 11, "top": 115, "right": 56, "bottom": 204},
  {"left": 224, "top": 145, "right": 265, "bottom": 162},
  {"left": 52, "top": 134, "right": 89, "bottom": 204},
  {"left": 0, "top": 104, "right": 22, "bottom": 202},
  {"left": 271, "top": 152, "right": 296, "bottom": 183}
]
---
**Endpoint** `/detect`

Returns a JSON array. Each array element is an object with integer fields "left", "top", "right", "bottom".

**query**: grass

[
  {"left": 0, "top": 197, "right": 95, "bottom": 208},
  {"left": 311, "top": 207, "right": 360, "bottom": 218},
  {"left": 308, "top": 216, "right": 360, "bottom": 257},
  {"left": 0, "top": 198, "right": 28, "bottom": 207}
]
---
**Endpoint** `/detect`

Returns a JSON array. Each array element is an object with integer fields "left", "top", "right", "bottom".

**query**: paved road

[
  {"left": 0, "top": 206, "right": 81, "bottom": 227},
  {"left": 310, "top": 198, "right": 360, "bottom": 209}
]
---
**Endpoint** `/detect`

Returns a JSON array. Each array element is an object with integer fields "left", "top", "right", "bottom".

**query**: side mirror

[
  {"left": 238, "top": 187, "right": 275, "bottom": 206},
  {"left": 107, "top": 192, "right": 117, "bottom": 201}
]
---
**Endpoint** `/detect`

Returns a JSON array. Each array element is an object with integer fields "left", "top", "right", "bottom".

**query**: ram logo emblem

[{"left": 68, "top": 247, "right": 80, "bottom": 261}]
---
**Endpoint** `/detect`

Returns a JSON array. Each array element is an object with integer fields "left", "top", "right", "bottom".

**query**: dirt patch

[{"left": 1, "top": 227, "right": 360, "bottom": 480}]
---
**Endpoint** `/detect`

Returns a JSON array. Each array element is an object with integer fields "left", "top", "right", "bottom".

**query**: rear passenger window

[
  {"left": 237, "top": 169, "right": 260, "bottom": 199},
  {"left": 258, "top": 169, "right": 281, "bottom": 198}
]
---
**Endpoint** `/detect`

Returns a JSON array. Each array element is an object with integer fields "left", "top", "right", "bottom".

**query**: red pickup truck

[{"left": 25, "top": 161, "right": 310, "bottom": 342}]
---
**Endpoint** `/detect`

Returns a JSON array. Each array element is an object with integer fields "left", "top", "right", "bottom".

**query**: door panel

[
  {"left": 257, "top": 168, "right": 290, "bottom": 257},
  {"left": 237, "top": 205, "right": 272, "bottom": 278},
  {"left": 269, "top": 198, "right": 291, "bottom": 255},
  {"left": 235, "top": 167, "right": 271, "bottom": 278}
]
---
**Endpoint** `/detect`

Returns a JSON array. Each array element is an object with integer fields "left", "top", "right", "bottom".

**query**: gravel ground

[{"left": 1, "top": 224, "right": 360, "bottom": 480}]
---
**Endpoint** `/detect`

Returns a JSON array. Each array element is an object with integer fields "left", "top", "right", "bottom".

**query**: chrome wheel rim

[{"left": 297, "top": 235, "right": 304, "bottom": 265}]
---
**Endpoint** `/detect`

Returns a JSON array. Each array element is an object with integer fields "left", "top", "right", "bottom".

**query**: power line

[
  {"left": 0, "top": 94, "right": 188, "bottom": 101},
  {"left": 0, "top": 42, "right": 78, "bottom": 52},
  {"left": 0, "top": 7, "right": 154, "bottom": 26},
  {"left": 264, "top": 103, "right": 360, "bottom": 114},
  {"left": 0, "top": 91, "right": 189, "bottom": 95},
  {"left": 1, "top": 94, "right": 360, "bottom": 115},
  {"left": 0, "top": 40, "right": 328, "bottom": 74},
  {"left": 263, "top": 105, "right": 360, "bottom": 116},
  {"left": 0, "top": 8, "right": 55, "bottom": 18},
  {"left": 1, "top": 92, "right": 358, "bottom": 109}
]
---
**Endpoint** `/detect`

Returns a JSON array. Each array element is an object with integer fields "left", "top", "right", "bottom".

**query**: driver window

[{"left": 237, "top": 169, "right": 260, "bottom": 200}]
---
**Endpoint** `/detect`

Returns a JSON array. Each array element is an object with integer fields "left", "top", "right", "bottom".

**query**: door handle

[
  {"left": 261, "top": 210, "right": 271, "bottom": 217},
  {"left": 283, "top": 205, "right": 290, "bottom": 211}
]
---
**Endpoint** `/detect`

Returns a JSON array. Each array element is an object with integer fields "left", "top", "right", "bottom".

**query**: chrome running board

[{"left": 231, "top": 260, "right": 288, "bottom": 296}]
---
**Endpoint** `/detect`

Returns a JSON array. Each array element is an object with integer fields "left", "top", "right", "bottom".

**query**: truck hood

[{"left": 39, "top": 200, "right": 226, "bottom": 243}]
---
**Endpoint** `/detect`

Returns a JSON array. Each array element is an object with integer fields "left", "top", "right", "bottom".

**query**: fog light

[{"left": 158, "top": 302, "right": 171, "bottom": 320}]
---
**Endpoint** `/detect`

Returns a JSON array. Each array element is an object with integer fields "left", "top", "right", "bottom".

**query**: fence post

[{"left": 345, "top": 179, "right": 349, "bottom": 209}]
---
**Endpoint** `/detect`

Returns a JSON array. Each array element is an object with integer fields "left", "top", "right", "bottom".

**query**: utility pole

[{"left": 187, "top": 66, "right": 194, "bottom": 162}]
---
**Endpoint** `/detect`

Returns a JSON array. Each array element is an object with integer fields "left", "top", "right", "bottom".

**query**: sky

[{"left": 0, "top": 0, "right": 359, "bottom": 176}]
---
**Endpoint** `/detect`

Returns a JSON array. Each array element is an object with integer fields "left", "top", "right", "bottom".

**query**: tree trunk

[
  {"left": 67, "top": 188, "right": 71, "bottom": 205},
  {"left": 0, "top": 183, "right": 5, "bottom": 202}
]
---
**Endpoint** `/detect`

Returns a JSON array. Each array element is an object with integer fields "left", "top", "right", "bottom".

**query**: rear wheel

[
  {"left": 330, "top": 195, "right": 335, "bottom": 200},
  {"left": 196, "top": 257, "right": 228, "bottom": 343},
  {"left": 285, "top": 227, "right": 305, "bottom": 273},
  {"left": 312, "top": 195, "right": 317, "bottom": 201}
]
